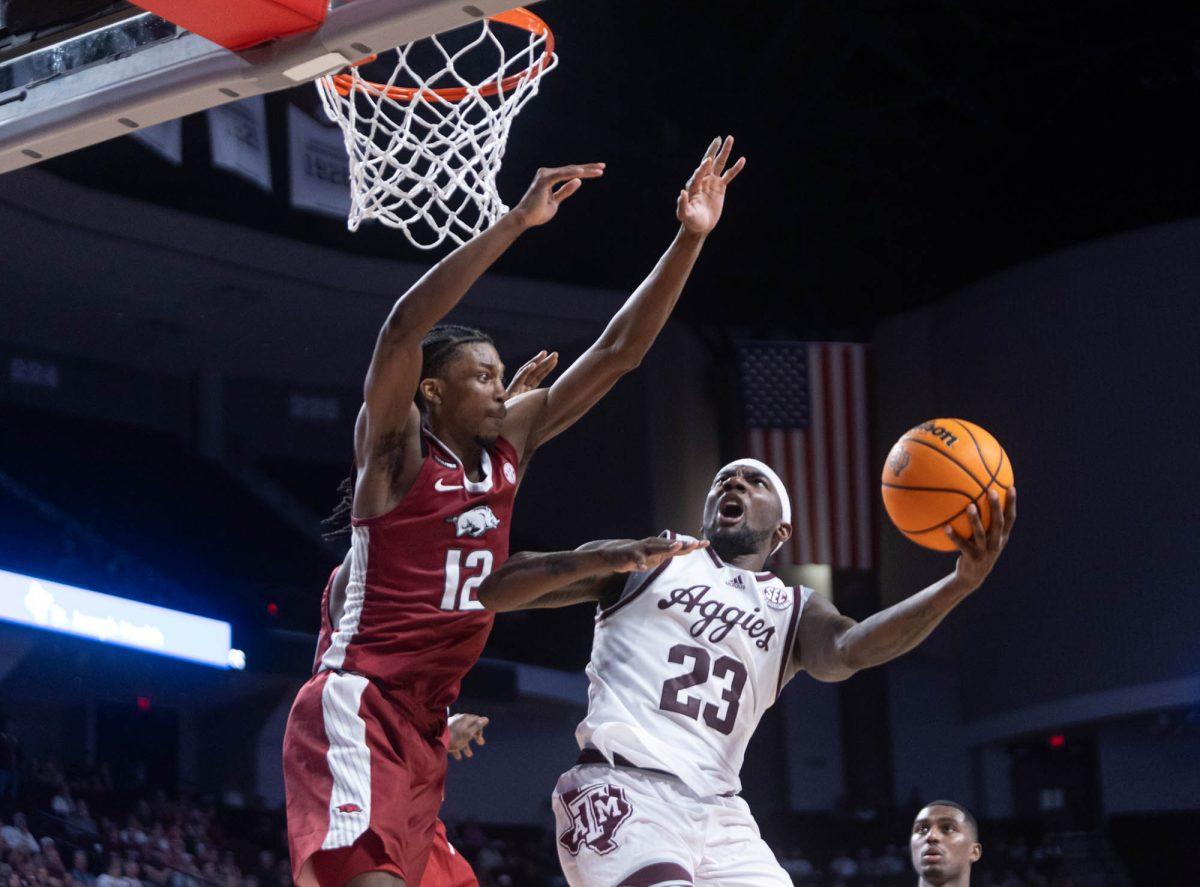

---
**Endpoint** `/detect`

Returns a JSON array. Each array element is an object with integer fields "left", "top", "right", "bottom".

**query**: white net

[{"left": 316, "top": 9, "right": 557, "bottom": 249}]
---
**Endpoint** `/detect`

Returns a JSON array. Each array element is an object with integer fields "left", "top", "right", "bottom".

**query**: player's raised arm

[
  {"left": 477, "top": 538, "right": 707, "bottom": 612},
  {"left": 503, "top": 137, "right": 746, "bottom": 461},
  {"left": 353, "top": 165, "right": 604, "bottom": 476},
  {"left": 796, "top": 489, "right": 1016, "bottom": 681}
]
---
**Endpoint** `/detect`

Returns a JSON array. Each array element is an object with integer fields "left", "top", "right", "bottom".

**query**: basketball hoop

[{"left": 316, "top": 8, "right": 557, "bottom": 249}]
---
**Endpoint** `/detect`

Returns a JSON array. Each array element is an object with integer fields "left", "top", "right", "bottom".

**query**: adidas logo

[{"left": 726, "top": 574, "right": 746, "bottom": 590}]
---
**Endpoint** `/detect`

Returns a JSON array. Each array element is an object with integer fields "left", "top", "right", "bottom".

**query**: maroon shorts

[
  {"left": 284, "top": 671, "right": 448, "bottom": 886},
  {"left": 421, "top": 820, "right": 478, "bottom": 887}
]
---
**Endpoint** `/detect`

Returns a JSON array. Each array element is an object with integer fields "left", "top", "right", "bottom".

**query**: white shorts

[{"left": 552, "top": 763, "right": 791, "bottom": 887}]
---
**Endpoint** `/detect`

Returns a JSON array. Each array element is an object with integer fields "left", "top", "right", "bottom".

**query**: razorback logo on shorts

[
  {"left": 558, "top": 784, "right": 632, "bottom": 856},
  {"left": 335, "top": 803, "right": 363, "bottom": 814}
]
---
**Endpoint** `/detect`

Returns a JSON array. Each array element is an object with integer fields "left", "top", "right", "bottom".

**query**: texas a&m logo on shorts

[{"left": 557, "top": 783, "right": 633, "bottom": 856}]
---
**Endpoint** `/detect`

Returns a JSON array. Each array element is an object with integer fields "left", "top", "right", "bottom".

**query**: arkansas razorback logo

[
  {"left": 558, "top": 784, "right": 632, "bottom": 856},
  {"left": 335, "top": 803, "right": 363, "bottom": 814}
]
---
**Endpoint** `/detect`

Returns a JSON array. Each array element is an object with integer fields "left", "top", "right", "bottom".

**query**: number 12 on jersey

[{"left": 440, "top": 549, "right": 493, "bottom": 611}]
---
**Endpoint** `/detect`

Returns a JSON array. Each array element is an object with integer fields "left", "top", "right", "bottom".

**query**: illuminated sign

[{"left": 0, "top": 569, "right": 243, "bottom": 670}]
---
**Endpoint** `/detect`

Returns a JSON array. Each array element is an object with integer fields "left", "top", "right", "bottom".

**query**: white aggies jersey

[{"left": 576, "top": 531, "right": 812, "bottom": 798}]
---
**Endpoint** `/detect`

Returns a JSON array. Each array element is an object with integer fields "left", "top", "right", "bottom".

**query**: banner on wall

[
  {"left": 0, "top": 568, "right": 243, "bottom": 670},
  {"left": 130, "top": 118, "right": 183, "bottom": 165},
  {"left": 287, "top": 105, "right": 350, "bottom": 219},
  {"left": 208, "top": 96, "right": 271, "bottom": 190}
]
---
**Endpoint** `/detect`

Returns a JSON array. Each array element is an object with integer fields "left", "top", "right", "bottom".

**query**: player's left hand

[
  {"left": 599, "top": 537, "right": 709, "bottom": 573},
  {"left": 505, "top": 350, "right": 559, "bottom": 400},
  {"left": 945, "top": 486, "right": 1017, "bottom": 591},
  {"left": 448, "top": 712, "right": 489, "bottom": 761},
  {"left": 676, "top": 136, "right": 746, "bottom": 235}
]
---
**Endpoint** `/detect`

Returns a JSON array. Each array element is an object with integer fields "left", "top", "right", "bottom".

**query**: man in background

[{"left": 910, "top": 800, "right": 981, "bottom": 886}]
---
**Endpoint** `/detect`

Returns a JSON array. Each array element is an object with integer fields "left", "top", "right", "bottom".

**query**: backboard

[{"left": 0, "top": 0, "right": 537, "bottom": 175}]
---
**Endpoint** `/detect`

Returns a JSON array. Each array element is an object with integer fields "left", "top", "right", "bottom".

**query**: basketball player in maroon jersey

[{"left": 283, "top": 137, "right": 746, "bottom": 887}]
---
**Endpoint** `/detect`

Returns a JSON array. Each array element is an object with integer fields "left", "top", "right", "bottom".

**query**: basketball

[{"left": 881, "top": 419, "right": 1014, "bottom": 551}]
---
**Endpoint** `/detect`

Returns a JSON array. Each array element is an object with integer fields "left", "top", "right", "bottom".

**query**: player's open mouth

[{"left": 718, "top": 496, "right": 745, "bottom": 525}]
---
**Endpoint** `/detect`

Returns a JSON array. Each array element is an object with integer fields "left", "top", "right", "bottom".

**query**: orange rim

[{"left": 330, "top": 7, "right": 554, "bottom": 103}]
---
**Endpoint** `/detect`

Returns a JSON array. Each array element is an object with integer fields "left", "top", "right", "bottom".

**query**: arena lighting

[{"left": 0, "top": 568, "right": 244, "bottom": 670}]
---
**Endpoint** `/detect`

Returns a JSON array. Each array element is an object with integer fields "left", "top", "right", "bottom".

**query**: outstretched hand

[
  {"left": 448, "top": 713, "right": 489, "bottom": 761},
  {"left": 676, "top": 136, "right": 746, "bottom": 235},
  {"left": 599, "top": 537, "right": 709, "bottom": 573},
  {"left": 510, "top": 163, "right": 605, "bottom": 228},
  {"left": 505, "top": 350, "right": 560, "bottom": 400},
  {"left": 946, "top": 486, "right": 1017, "bottom": 591}
]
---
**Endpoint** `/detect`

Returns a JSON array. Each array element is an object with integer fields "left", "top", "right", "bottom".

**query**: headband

[{"left": 716, "top": 458, "right": 792, "bottom": 555}]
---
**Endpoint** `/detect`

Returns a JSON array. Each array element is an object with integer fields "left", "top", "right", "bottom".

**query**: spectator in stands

[
  {"left": 66, "top": 798, "right": 99, "bottom": 842},
  {"left": 829, "top": 848, "right": 859, "bottom": 879},
  {"left": 96, "top": 853, "right": 127, "bottom": 887},
  {"left": 52, "top": 782, "right": 76, "bottom": 816},
  {"left": 779, "top": 845, "right": 815, "bottom": 879},
  {"left": 69, "top": 848, "right": 95, "bottom": 885},
  {"left": 911, "top": 800, "right": 981, "bottom": 886},
  {"left": 877, "top": 842, "right": 908, "bottom": 876},
  {"left": 0, "top": 812, "right": 38, "bottom": 854}
]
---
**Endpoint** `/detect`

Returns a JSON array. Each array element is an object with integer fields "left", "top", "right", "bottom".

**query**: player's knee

[{"left": 344, "top": 873, "right": 405, "bottom": 887}]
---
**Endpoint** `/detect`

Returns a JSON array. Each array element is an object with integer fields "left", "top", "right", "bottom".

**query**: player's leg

[
  {"left": 553, "top": 764, "right": 702, "bottom": 886},
  {"left": 287, "top": 672, "right": 445, "bottom": 887},
  {"left": 693, "top": 796, "right": 791, "bottom": 887},
  {"left": 346, "top": 873, "right": 405, "bottom": 887}
]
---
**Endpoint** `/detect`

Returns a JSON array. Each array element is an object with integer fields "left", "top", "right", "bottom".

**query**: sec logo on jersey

[
  {"left": 502, "top": 461, "right": 516, "bottom": 484},
  {"left": 761, "top": 585, "right": 792, "bottom": 610}
]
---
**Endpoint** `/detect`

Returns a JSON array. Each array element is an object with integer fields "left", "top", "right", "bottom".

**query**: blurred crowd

[{"left": 0, "top": 711, "right": 1079, "bottom": 887}]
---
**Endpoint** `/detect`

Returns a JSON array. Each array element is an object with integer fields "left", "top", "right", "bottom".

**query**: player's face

[
  {"left": 910, "top": 806, "right": 981, "bottom": 884},
  {"left": 700, "top": 466, "right": 783, "bottom": 559},
  {"left": 433, "top": 343, "right": 508, "bottom": 445}
]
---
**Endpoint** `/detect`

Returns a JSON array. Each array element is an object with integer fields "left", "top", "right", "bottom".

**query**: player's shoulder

[{"left": 491, "top": 435, "right": 520, "bottom": 469}]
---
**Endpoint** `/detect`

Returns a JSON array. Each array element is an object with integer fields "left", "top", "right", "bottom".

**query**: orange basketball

[{"left": 881, "top": 419, "right": 1014, "bottom": 551}]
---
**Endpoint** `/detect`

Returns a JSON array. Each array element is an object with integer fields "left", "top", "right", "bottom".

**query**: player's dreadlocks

[{"left": 323, "top": 324, "right": 495, "bottom": 538}]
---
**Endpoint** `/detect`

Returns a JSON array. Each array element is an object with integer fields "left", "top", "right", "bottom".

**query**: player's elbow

[
  {"left": 593, "top": 338, "right": 645, "bottom": 374},
  {"left": 832, "top": 631, "right": 868, "bottom": 678}
]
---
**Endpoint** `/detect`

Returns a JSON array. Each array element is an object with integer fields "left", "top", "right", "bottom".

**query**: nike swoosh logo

[{"left": 434, "top": 478, "right": 463, "bottom": 492}]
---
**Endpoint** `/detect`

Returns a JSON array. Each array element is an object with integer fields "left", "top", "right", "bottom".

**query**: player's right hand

[
  {"left": 599, "top": 537, "right": 709, "bottom": 573},
  {"left": 505, "top": 349, "right": 560, "bottom": 400},
  {"left": 510, "top": 163, "right": 605, "bottom": 228},
  {"left": 448, "top": 713, "right": 489, "bottom": 761}
]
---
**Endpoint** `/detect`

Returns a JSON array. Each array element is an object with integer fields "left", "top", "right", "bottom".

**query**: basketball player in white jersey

[{"left": 476, "top": 459, "right": 1015, "bottom": 886}]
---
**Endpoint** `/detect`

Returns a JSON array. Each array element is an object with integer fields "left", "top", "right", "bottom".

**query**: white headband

[{"left": 716, "top": 458, "right": 792, "bottom": 555}]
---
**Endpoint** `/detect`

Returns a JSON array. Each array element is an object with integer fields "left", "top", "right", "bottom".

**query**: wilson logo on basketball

[
  {"left": 335, "top": 803, "right": 363, "bottom": 814},
  {"left": 915, "top": 422, "right": 959, "bottom": 447},
  {"left": 558, "top": 784, "right": 632, "bottom": 856},
  {"left": 888, "top": 447, "right": 911, "bottom": 477}
]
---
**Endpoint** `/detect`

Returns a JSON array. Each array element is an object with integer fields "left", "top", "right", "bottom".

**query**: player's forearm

[
  {"left": 837, "top": 573, "right": 974, "bottom": 672},
  {"left": 477, "top": 548, "right": 615, "bottom": 612},
  {"left": 593, "top": 228, "right": 706, "bottom": 367},
  {"left": 381, "top": 214, "right": 527, "bottom": 341}
]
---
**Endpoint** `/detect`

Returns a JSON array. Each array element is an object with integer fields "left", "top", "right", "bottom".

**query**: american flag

[{"left": 736, "top": 341, "right": 873, "bottom": 569}]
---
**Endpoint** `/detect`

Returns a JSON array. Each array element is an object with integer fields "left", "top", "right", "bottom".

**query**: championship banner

[
  {"left": 130, "top": 117, "right": 183, "bottom": 164},
  {"left": 208, "top": 96, "right": 271, "bottom": 190},
  {"left": 287, "top": 105, "right": 350, "bottom": 218}
]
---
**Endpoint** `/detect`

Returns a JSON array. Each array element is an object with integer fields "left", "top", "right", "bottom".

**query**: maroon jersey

[{"left": 314, "top": 428, "right": 518, "bottom": 711}]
